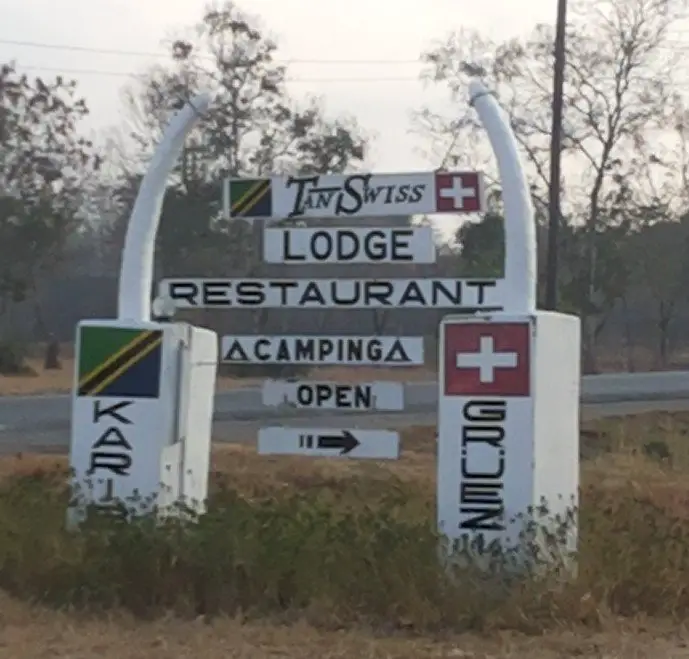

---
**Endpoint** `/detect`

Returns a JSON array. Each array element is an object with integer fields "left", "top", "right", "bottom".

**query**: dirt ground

[
  {"left": 0, "top": 594, "right": 687, "bottom": 659},
  {"left": 0, "top": 357, "right": 435, "bottom": 395}
]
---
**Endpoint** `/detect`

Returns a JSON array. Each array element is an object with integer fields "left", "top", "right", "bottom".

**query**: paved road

[{"left": 2, "top": 371, "right": 689, "bottom": 453}]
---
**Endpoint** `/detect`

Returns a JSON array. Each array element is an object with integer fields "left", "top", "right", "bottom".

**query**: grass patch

[{"left": 0, "top": 416, "right": 688, "bottom": 641}]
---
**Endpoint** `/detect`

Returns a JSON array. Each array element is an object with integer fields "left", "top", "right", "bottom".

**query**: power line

[
  {"left": 2, "top": 36, "right": 689, "bottom": 63},
  {"left": 12, "top": 64, "right": 422, "bottom": 82},
  {"left": 0, "top": 38, "right": 424, "bottom": 65},
  {"left": 12, "top": 62, "right": 689, "bottom": 86}
]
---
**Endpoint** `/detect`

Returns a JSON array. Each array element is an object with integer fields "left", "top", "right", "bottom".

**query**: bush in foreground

[{"left": 0, "top": 450, "right": 688, "bottom": 633}]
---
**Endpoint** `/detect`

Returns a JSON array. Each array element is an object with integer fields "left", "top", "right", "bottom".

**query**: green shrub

[{"left": 0, "top": 465, "right": 687, "bottom": 632}]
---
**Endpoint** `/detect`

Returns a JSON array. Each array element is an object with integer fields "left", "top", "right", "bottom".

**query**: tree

[
  {"left": 110, "top": 0, "right": 367, "bottom": 279},
  {"left": 0, "top": 63, "right": 100, "bottom": 347},
  {"left": 416, "top": 0, "right": 686, "bottom": 364}
]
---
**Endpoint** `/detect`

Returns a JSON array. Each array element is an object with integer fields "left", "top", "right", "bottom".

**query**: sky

[{"left": 0, "top": 0, "right": 558, "bottom": 172}]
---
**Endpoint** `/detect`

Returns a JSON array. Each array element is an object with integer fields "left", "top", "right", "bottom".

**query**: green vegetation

[{"left": 0, "top": 416, "right": 687, "bottom": 634}]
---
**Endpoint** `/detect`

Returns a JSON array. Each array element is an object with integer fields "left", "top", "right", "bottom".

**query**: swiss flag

[
  {"left": 435, "top": 172, "right": 484, "bottom": 213},
  {"left": 443, "top": 321, "right": 530, "bottom": 397}
]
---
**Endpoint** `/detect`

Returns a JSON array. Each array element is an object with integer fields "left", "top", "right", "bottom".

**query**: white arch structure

[
  {"left": 117, "top": 92, "right": 214, "bottom": 322},
  {"left": 116, "top": 81, "right": 535, "bottom": 322}
]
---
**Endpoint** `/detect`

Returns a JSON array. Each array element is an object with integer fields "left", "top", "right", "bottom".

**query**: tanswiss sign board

[
  {"left": 262, "top": 379, "right": 404, "bottom": 411},
  {"left": 437, "top": 317, "right": 533, "bottom": 552},
  {"left": 158, "top": 278, "right": 504, "bottom": 312},
  {"left": 221, "top": 335, "right": 424, "bottom": 366},
  {"left": 227, "top": 171, "right": 485, "bottom": 219},
  {"left": 258, "top": 426, "right": 400, "bottom": 459},
  {"left": 263, "top": 227, "right": 436, "bottom": 264}
]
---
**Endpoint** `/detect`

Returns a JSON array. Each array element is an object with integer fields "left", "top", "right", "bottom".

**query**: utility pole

[{"left": 544, "top": 0, "right": 568, "bottom": 310}]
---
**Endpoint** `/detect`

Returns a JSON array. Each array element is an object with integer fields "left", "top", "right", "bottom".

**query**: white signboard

[
  {"left": 158, "top": 278, "right": 504, "bottom": 311},
  {"left": 437, "top": 317, "right": 532, "bottom": 553},
  {"left": 263, "top": 227, "right": 436, "bottom": 264},
  {"left": 226, "top": 171, "right": 485, "bottom": 220},
  {"left": 221, "top": 335, "right": 424, "bottom": 366},
  {"left": 262, "top": 379, "right": 404, "bottom": 411},
  {"left": 71, "top": 397, "right": 164, "bottom": 509},
  {"left": 258, "top": 426, "right": 400, "bottom": 459}
]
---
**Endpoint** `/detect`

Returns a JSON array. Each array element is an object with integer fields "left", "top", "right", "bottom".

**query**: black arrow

[{"left": 317, "top": 430, "right": 360, "bottom": 455}]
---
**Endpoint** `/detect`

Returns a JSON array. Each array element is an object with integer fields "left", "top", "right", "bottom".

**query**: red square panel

[
  {"left": 444, "top": 321, "right": 530, "bottom": 397},
  {"left": 435, "top": 172, "right": 483, "bottom": 213}
]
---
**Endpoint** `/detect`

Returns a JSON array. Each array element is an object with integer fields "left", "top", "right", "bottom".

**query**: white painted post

[
  {"left": 468, "top": 80, "right": 536, "bottom": 314},
  {"left": 436, "top": 80, "right": 580, "bottom": 570},
  {"left": 118, "top": 93, "right": 213, "bottom": 323},
  {"left": 69, "top": 93, "right": 218, "bottom": 525}
]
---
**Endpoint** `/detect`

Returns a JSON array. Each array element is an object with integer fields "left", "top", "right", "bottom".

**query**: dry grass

[
  {"left": 1, "top": 415, "right": 689, "bottom": 656},
  {"left": 0, "top": 356, "right": 434, "bottom": 395}
]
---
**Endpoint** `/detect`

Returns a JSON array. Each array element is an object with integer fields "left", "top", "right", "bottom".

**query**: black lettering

[
  {"left": 87, "top": 452, "right": 132, "bottom": 476},
  {"left": 432, "top": 280, "right": 462, "bottom": 306},
  {"left": 203, "top": 281, "right": 230, "bottom": 306},
  {"left": 460, "top": 481, "right": 503, "bottom": 506},
  {"left": 363, "top": 184, "right": 383, "bottom": 204},
  {"left": 234, "top": 281, "right": 264, "bottom": 305},
  {"left": 364, "top": 281, "right": 393, "bottom": 306},
  {"left": 384, "top": 339, "right": 411, "bottom": 363},
  {"left": 461, "top": 425, "right": 505, "bottom": 449},
  {"left": 296, "top": 385, "right": 314, "bottom": 406},
  {"left": 463, "top": 400, "right": 507, "bottom": 423},
  {"left": 389, "top": 229, "right": 413, "bottom": 261},
  {"left": 223, "top": 340, "right": 249, "bottom": 362},
  {"left": 466, "top": 280, "right": 497, "bottom": 305},
  {"left": 312, "top": 231, "right": 334, "bottom": 261},
  {"left": 294, "top": 339, "right": 315, "bottom": 361},
  {"left": 459, "top": 508, "right": 504, "bottom": 531},
  {"left": 276, "top": 340, "right": 290, "bottom": 362},
  {"left": 283, "top": 230, "right": 305, "bottom": 262},
  {"left": 92, "top": 427, "right": 132, "bottom": 451},
  {"left": 286, "top": 175, "right": 319, "bottom": 217},
  {"left": 366, "top": 339, "right": 382, "bottom": 361},
  {"left": 337, "top": 231, "right": 358, "bottom": 260},
  {"left": 397, "top": 281, "right": 426, "bottom": 306},
  {"left": 270, "top": 281, "right": 297, "bottom": 306},
  {"left": 168, "top": 281, "right": 197, "bottom": 306},
  {"left": 409, "top": 184, "right": 425, "bottom": 202},
  {"left": 316, "top": 384, "right": 332, "bottom": 405},
  {"left": 461, "top": 448, "right": 505, "bottom": 478},
  {"left": 335, "top": 174, "right": 369, "bottom": 215},
  {"left": 301, "top": 282, "right": 327, "bottom": 306},
  {"left": 352, "top": 385, "right": 371, "bottom": 408},
  {"left": 93, "top": 400, "right": 133, "bottom": 425},
  {"left": 330, "top": 280, "right": 360, "bottom": 306},
  {"left": 394, "top": 184, "right": 409, "bottom": 203},
  {"left": 319, "top": 339, "right": 334, "bottom": 360},
  {"left": 255, "top": 339, "right": 271, "bottom": 361}
]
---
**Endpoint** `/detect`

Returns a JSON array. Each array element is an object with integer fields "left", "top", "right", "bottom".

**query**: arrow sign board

[
  {"left": 258, "top": 427, "right": 400, "bottom": 459},
  {"left": 263, "top": 227, "right": 436, "bottom": 264},
  {"left": 224, "top": 171, "right": 485, "bottom": 220},
  {"left": 221, "top": 335, "right": 424, "bottom": 365},
  {"left": 262, "top": 380, "right": 404, "bottom": 411}
]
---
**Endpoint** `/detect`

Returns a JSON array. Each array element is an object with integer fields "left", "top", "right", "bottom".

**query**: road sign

[
  {"left": 437, "top": 313, "right": 579, "bottom": 560},
  {"left": 224, "top": 171, "right": 485, "bottom": 220},
  {"left": 258, "top": 427, "right": 400, "bottom": 459},
  {"left": 262, "top": 380, "right": 404, "bottom": 411},
  {"left": 263, "top": 227, "right": 436, "bottom": 264},
  {"left": 221, "top": 335, "right": 424, "bottom": 366},
  {"left": 158, "top": 278, "right": 504, "bottom": 311}
]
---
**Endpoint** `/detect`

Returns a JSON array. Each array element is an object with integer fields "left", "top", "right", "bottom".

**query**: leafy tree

[
  {"left": 0, "top": 63, "right": 99, "bottom": 349},
  {"left": 109, "top": 0, "right": 367, "bottom": 279},
  {"left": 416, "top": 0, "right": 685, "bottom": 364}
]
